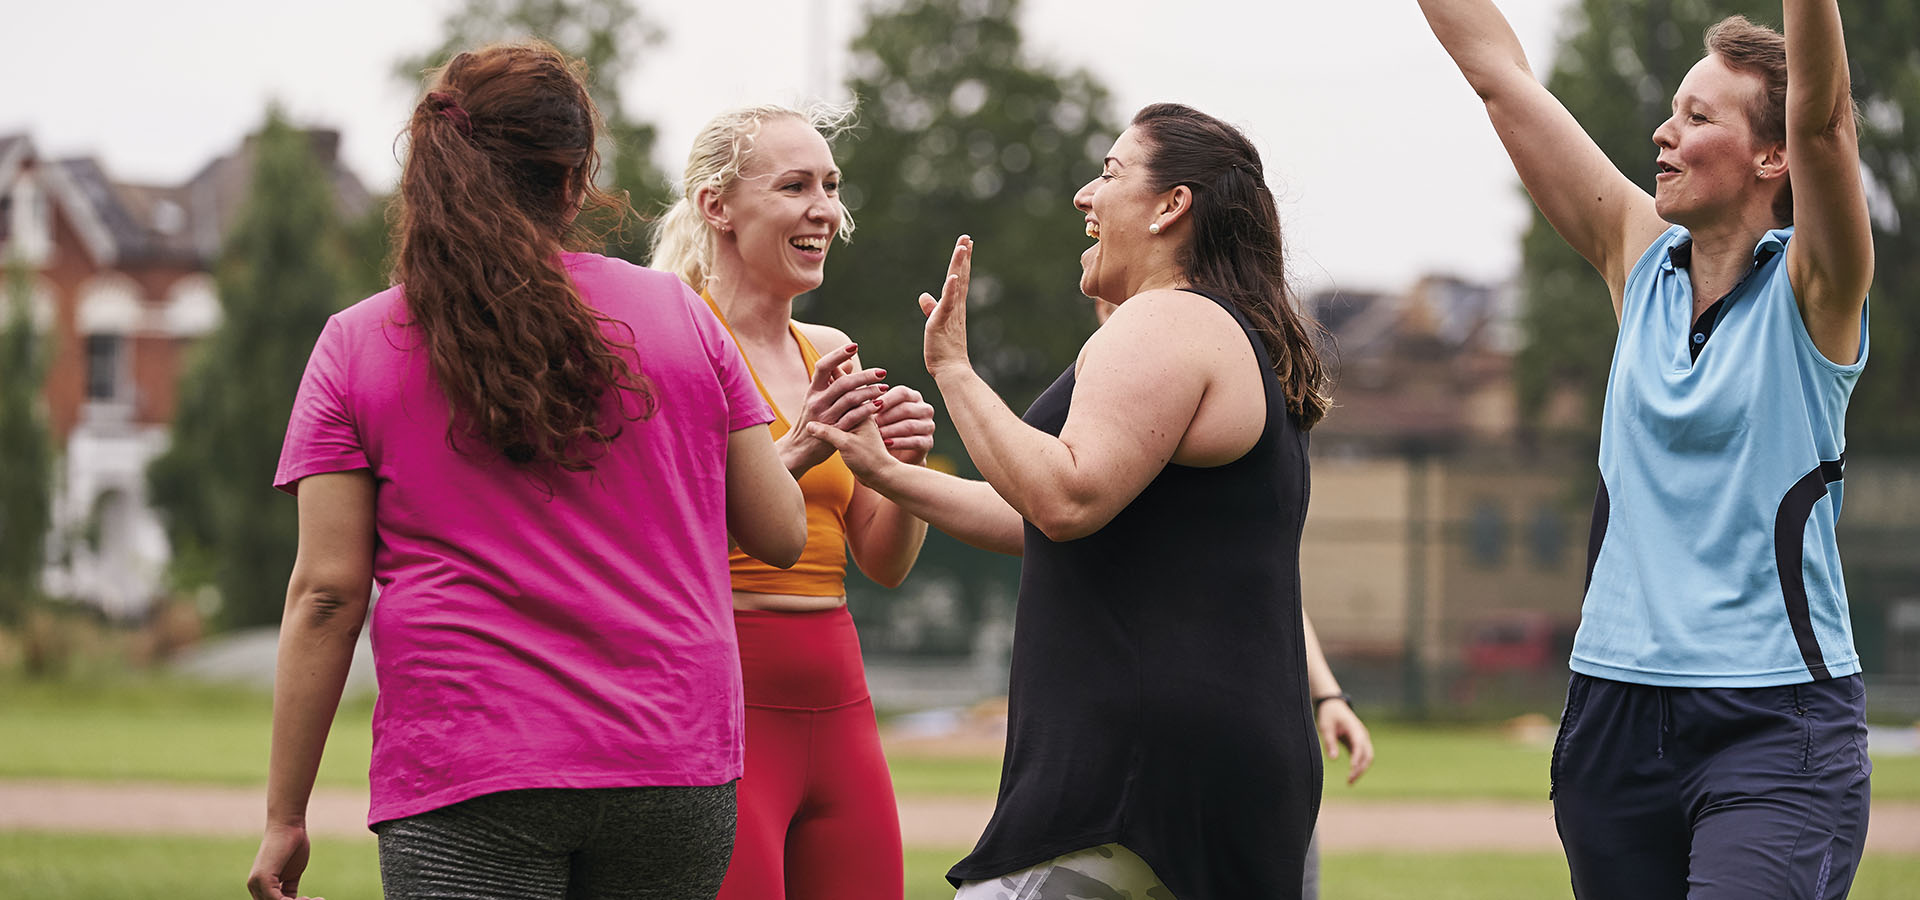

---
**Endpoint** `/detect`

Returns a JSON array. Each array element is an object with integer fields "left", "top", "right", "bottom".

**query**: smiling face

[
  {"left": 1073, "top": 127, "right": 1170, "bottom": 303},
  {"left": 721, "top": 116, "right": 844, "bottom": 299},
  {"left": 1652, "top": 53, "right": 1779, "bottom": 227}
]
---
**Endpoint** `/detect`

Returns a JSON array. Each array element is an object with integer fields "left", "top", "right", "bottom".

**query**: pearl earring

[{"left": 1148, "top": 223, "right": 1161, "bottom": 235}]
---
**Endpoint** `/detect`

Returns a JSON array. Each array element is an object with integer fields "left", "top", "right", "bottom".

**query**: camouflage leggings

[{"left": 953, "top": 843, "right": 1176, "bottom": 900}]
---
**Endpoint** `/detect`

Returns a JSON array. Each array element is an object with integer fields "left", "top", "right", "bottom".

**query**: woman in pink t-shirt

[{"left": 246, "top": 41, "right": 805, "bottom": 900}]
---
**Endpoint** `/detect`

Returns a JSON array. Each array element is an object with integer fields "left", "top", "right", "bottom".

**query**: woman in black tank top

[{"left": 810, "top": 103, "right": 1333, "bottom": 899}]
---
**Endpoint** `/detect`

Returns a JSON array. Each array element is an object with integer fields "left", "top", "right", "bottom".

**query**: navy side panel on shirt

[{"left": 1575, "top": 226, "right": 1868, "bottom": 687}]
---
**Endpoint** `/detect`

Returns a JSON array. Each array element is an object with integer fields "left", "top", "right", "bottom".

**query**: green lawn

[
  {"left": 5, "top": 678, "right": 1919, "bottom": 804},
  {"left": 5, "top": 833, "right": 1917, "bottom": 900},
  {"left": 0, "top": 831, "right": 385, "bottom": 900},
  {"left": 0, "top": 677, "right": 373, "bottom": 786},
  {"left": 893, "top": 720, "right": 1920, "bottom": 803},
  {"left": 2, "top": 675, "right": 1917, "bottom": 898},
  {"left": 1317, "top": 851, "right": 1920, "bottom": 900},
  {"left": 886, "top": 753, "right": 1005, "bottom": 797}
]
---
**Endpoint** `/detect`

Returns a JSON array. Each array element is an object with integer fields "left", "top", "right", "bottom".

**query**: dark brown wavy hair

[
  {"left": 395, "top": 40, "right": 652, "bottom": 472},
  {"left": 1129, "top": 103, "right": 1331, "bottom": 429}
]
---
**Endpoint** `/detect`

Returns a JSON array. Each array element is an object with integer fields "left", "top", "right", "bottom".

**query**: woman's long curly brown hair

[{"left": 395, "top": 40, "right": 652, "bottom": 472}]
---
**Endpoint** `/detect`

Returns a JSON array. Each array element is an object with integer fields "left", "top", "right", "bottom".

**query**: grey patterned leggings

[
  {"left": 372, "top": 784, "right": 736, "bottom": 900},
  {"left": 952, "top": 834, "right": 1321, "bottom": 899},
  {"left": 953, "top": 843, "right": 1176, "bottom": 900}
]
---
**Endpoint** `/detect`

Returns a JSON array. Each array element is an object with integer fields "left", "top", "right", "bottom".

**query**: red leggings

[{"left": 717, "top": 607, "right": 902, "bottom": 900}]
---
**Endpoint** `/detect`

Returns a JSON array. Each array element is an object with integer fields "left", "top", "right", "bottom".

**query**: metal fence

[{"left": 848, "top": 453, "right": 1920, "bottom": 721}]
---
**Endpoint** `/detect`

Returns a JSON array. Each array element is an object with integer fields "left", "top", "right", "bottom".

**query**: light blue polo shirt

[{"left": 1571, "top": 225, "right": 1869, "bottom": 687}]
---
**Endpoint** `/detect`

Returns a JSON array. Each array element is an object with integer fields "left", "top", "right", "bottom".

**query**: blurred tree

[
  {"left": 397, "top": 0, "right": 670, "bottom": 261},
  {"left": 147, "top": 110, "right": 349, "bottom": 629},
  {"left": 342, "top": 198, "right": 395, "bottom": 296},
  {"left": 1516, "top": 0, "right": 1919, "bottom": 451},
  {"left": 823, "top": 0, "right": 1117, "bottom": 445},
  {"left": 0, "top": 259, "right": 53, "bottom": 623},
  {"left": 820, "top": 0, "right": 1118, "bottom": 654}
]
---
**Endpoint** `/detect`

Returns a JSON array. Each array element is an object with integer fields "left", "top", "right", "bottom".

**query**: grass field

[
  {"left": 5, "top": 676, "right": 1919, "bottom": 898},
  {"left": 6, "top": 832, "right": 1920, "bottom": 900},
  {"left": 7, "top": 677, "right": 1919, "bottom": 801},
  {"left": 0, "top": 677, "right": 374, "bottom": 786}
]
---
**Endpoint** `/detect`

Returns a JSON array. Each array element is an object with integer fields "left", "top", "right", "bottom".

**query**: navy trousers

[{"left": 1552, "top": 673, "right": 1871, "bottom": 900}]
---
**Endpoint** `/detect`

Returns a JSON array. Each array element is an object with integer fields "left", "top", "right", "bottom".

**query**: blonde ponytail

[{"left": 650, "top": 197, "right": 715, "bottom": 293}]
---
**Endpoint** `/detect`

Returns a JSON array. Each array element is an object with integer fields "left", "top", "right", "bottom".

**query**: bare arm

[
  {"left": 1304, "top": 611, "right": 1374, "bottom": 786},
  {"left": 940, "top": 296, "right": 1216, "bottom": 541},
  {"left": 828, "top": 341, "right": 934, "bottom": 587},
  {"left": 845, "top": 480, "right": 931, "bottom": 587},
  {"left": 1782, "top": 0, "right": 1874, "bottom": 364},
  {"left": 1419, "top": 0, "right": 1668, "bottom": 313},
  {"left": 916, "top": 240, "right": 1219, "bottom": 542},
  {"left": 810, "top": 418, "right": 1025, "bottom": 556},
  {"left": 727, "top": 424, "right": 808, "bottom": 568},
  {"left": 248, "top": 471, "right": 376, "bottom": 900}
]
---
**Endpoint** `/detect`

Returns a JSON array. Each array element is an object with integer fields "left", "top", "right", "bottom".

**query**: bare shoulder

[
  {"left": 791, "top": 319, "right": 854, "bottom": 351},
  {"left": 1103, "top": 289, "right": 1236, "bottom": 332},
  {"left": 1100, "top": 289, "right": 1246, "bottom": 348},
  {"left": 1086, "top": 288, "right": 1251, "bottom": 387}
]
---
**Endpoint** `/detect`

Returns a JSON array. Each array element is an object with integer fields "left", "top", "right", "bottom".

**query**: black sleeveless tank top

[{"left": 946, "top": 289, "right": 1322, "bottom": 899}]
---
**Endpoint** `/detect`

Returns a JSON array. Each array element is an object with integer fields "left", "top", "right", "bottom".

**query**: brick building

[{"left": 0, "top": 131, "right": 371, "bottom": 617}]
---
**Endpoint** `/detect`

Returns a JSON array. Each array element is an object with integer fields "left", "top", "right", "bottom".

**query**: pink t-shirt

[{"left": 274, "top": 253, "right": 773, "bottom": 826}]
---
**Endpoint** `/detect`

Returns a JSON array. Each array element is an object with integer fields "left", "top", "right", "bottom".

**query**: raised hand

[
  {"left": 918, "top": 236, "right": 974, "bottom": 377},
  {"left": 872, "top": 385, "right": 936, "bottom": 465},
  {"left": 778, "top": 341, "right": 889, "bottom": 476}
]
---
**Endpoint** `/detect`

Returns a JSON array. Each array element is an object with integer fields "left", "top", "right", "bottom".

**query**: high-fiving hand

[{"left": 918, "top": 236, "right": 974, "bottom": 378}]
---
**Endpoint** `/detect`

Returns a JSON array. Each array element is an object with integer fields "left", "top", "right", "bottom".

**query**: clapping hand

[
  {"left": 779, "top": 341, "right": 889, "bottom": 475},
  {"left": 872, "top": 385, "right": 936, "bottom": 465}
]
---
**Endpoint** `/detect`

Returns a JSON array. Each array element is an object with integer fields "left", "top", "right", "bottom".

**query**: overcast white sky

[{"left": 1, "top": 0, "right": 1574, "bottom": 293}]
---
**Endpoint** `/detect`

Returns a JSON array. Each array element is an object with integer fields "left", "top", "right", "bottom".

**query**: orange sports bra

[{"left": 704, "top": 294, "right": 856, "bottom": 596}]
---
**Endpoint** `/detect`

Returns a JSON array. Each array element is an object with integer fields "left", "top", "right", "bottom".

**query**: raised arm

[
  {"left": 249, "top": 471, "right": 376, "bottom": 900},
  {"left": 1419, "top": 0, "right": 1669, "bottom": 313},
  {"left": 912, "top": 239, "right": 1218, "bottom": 543},
  {"left": 1782, "top": 0, "right": 1873, "bottom": 364}
]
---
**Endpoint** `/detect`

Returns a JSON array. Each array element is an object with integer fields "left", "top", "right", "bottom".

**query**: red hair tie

[{"left": 425, "top": 91, "right": 473, "bottom": 137}]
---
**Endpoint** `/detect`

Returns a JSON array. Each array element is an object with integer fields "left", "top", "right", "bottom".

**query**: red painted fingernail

[
  {"left": 873, "top": 399, "right": 885, "bottom": 407},
  {"left": 846, "top": 343, "right": 857, "bottom": 352},
  {"left": 884, "top": 439, "right": 895, "bottom": 447},
  {"left": 875, "top": 369, "right": 887, "bottom": 377}
]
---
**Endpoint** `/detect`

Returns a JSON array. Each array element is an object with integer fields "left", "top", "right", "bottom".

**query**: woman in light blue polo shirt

[{"left": 1421, "top": 1, "right": 1873, "bottom": 897}]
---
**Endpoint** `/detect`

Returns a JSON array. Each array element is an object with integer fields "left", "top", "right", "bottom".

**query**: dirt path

[{"left": 5, "top": 779, "right": 1919, "bottom": 852}]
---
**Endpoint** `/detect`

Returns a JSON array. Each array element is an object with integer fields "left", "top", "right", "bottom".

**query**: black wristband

[{"left": 1312, "top": 692, "right": 1352, "bottom": 711}]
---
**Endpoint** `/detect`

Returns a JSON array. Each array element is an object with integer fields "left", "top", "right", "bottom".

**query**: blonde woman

[{"left": 651, "top": 105, "right": 934, "bottom": 900}]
